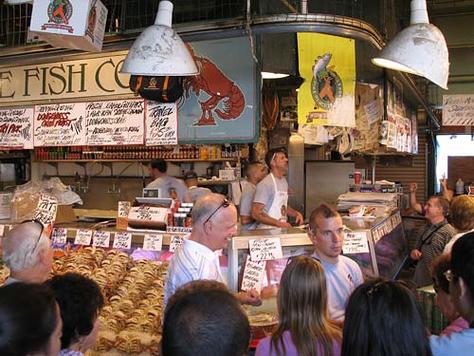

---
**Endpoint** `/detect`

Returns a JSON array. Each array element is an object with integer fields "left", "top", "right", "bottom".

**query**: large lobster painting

[{"left": 183, "top": 45, "right": 245, "bottom": 126}]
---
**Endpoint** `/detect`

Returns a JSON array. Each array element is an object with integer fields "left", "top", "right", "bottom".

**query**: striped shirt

[{"left": 164, "top": 239, "right": 225, "bottom": 305}]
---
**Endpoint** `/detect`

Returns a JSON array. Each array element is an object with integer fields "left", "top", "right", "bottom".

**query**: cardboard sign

[
  {"left": 34, "top": 103, "right": 86, "bottom": 146},
  {"left": 128, "top": 206, "right": 168, "bottom": 223},
  {"left": 93, "top": 230, "right": 110, "bottom": 248},
  {"left": 85, "top": 99, "right": 145, "bottom": 145},
  {"left": 169, "top": 235, "right": 185, "bottom": 253},
  {"left": 34, "top": 194, "right": 58, "bottom": 227},
  {"left": 443, "top": 95, "right": 474, "bottom": 126},
  {"left": 74, "top": 229, "right": 93, "bottom": 245},
  {"left": 0, "top": 108, "right": 34, "bottom": 149},
  {"left": 113, "top": 232, "right": 132, "bottom": 250},
  {"left": 51, "top": 228, "right": 68, "bottom": 244},
  {"left": 241, "top": 255, "right": 266, "bottom": 293},
  {"left": 249, "top": 238, "right": 283, "bottom": 262},
  {"left": 142, "top": 233, "right": 163, "bottom": 252},
  {"left": 343, "top": 231, "right": 370, "bottom": 254},
  {"left": 30, "top": 0, "right": 108, "bottom": 52},
  {"left": 145, "top": 101, "right": 178, "bottom": 146}
]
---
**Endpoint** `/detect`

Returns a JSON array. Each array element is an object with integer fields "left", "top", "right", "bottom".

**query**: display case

[{"left": 226, "top": 211, "right": 408, "bottom": 293}]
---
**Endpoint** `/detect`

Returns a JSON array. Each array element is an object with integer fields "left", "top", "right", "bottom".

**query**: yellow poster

[{"left": 297, "top": 33, "right": 355, "bottom": 127}]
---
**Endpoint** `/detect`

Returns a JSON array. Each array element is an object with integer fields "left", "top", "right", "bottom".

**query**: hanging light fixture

[
  {"left": 372, "top": 0, "right": 449, "bottom": 89},
  {"left": 121, "top": 0, "right": 198, "bottom": 76}
]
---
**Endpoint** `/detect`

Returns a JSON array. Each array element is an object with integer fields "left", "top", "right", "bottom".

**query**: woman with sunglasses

[
  {"left": 430, "top": 254, "right": 469, "bottom": 336},
  {"left": 341, "top": 279, "right": 431, "bottom": 356},
  {"left": 256, "top": 256, "right": 342, "bottom": 356}
]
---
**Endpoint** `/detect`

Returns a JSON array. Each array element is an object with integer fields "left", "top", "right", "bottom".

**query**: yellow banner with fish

[{"left": 297, "top": 33, "right": 355, "bottom": 127}]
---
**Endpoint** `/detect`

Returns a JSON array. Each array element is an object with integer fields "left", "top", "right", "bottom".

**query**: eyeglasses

[
  {"left": 203, "top": 199, "right": 230, "bottom": 225},
  {"left": 444, "top": 269, "right": 457, "bottom": 283}
]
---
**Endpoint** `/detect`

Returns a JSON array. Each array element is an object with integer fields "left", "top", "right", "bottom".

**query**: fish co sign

[{"left": 0, "top": 52, "right": 131, "bottom": 105}]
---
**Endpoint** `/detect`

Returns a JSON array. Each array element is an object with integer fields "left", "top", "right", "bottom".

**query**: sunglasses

[{"left": 203, "top": 199, "right": 230, "bottom": 225}]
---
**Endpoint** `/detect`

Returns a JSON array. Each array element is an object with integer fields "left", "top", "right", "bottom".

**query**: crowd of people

[{"left": 1, "top": 170, "right": 474, "bottom": 355}]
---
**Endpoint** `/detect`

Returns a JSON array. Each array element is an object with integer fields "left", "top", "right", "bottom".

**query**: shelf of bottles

[{"left": 34, "top": 144, "right": 248, "bottom": 162}]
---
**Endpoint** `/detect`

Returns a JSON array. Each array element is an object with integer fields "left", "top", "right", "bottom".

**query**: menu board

[
  {"left": 85, "top": 99, "right": 144, "bottom": 145},
  {"left": 0, "top": 108, "right": 34, "bottom": 149},
  {"left": 34, "top": 103, "right": 86, "bottom": 146},
  {"left": 145, "top": 101, "right": 178, "bottom": 146}
]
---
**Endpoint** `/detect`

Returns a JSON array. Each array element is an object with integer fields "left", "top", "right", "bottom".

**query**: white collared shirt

[{"left": 164, "top": 239, "right": 225, "bottom": 305}]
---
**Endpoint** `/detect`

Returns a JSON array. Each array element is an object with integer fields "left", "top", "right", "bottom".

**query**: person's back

[
  {"left": 256, "top": 256, "right": 341, "bottom": 356},
  {"left": 162, "top": 280, "right": 250, "bottom": 356}
]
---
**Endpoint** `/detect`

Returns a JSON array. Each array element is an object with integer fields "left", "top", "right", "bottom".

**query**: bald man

[
  {"left": 2, "top": 221, "right": 54, "bottom": 284},
  {"left": 165, "top": 193, "right": 261, "bottom": 307},
  {"left": 240, "top": 162, "right": 267, "bottom": 230}
]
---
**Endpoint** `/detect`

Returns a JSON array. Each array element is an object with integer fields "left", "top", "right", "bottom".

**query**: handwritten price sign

[
  {"left": 143, "top": 234, "right": 163, "bottom": 251},
  {"left": 74, "top": 229, "right": 93, "bottom": 246},
  {"left": 145, "top": 102, "right": 178, "bottom": 145},
  {"left": 128, "top": 206, "right": 168, "bottom": 222},
  {"left": 52, "top": 228, "right": 68, "bottom": 244},
  {"left": 343, "top": 231, "right": 369, "bottom": 254},
  {"left": 113, "top": 232, "right": 132, "bottom": 250},
  {"left": 93, "top": 231, "right": 111, "bottom": 248},
  {"left": 34, "top": 194, "right": 58, "bottom": 227},
  {"left": 241, "top": 255, "right": 266, "bottom": 293},
  {"left": 169, "top": 235, "right": 185, "bottom": 253},
  {"left": 249, "top": 238, "right": 283, "bottom": 262},
  {"left": 117, "top": 201, "right": 131, "bottom": 217}
]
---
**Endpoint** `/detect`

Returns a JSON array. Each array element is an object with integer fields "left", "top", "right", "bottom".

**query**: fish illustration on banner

[{"left": 297, "top": 33, "right": 355, "bottom": 127}]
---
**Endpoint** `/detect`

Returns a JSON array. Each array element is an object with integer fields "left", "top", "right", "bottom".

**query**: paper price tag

[
  {"left": 343, "top": 231, "right": 370, "bottom": 254},
  {"left": 241, "top": 255, "right": 266, "bottom": 294},
  {"left": 0, "top": 225, "right": 5, "bottom": 237},
  {"left": 74, "top": 229, "right": 93, "bottom": 246},
  {"left": 34, "top": 194, "right": 58, "bottom": 227},
  {"left": 128, "top": 206, "right": 168, "bottom": 222},
  {"left": 249, "top": 238, "right": 283, "bottom": 262},
  {"left": 52, "top": 228, "right": 68, "bottom": 244},
  {"left": 143, "top": 234, "right": 163, "bottom": 251},
  {"left": 93, "top": 231, "right": 111, "bottom": 248},
  {"left": 113, "top": 232, "right": 132, "bottom": 250},
  {"left": 169, "top": 235, "right": 184, "bottom": 253},
  {"left": 118, "top": 201, "right": 131, "bottom": 218}
]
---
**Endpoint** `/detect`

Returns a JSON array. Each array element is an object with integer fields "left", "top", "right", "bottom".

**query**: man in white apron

[{"left": 251, "top": 148, "right": 304, "bottom": 229}]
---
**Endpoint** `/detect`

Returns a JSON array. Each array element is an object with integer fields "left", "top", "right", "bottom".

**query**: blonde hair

[
  {"left": 450, "top": 195, "right": 474, "bottom": 231},
  {"left": 271, "top": 256, "right": 341, "bottom": 356}
]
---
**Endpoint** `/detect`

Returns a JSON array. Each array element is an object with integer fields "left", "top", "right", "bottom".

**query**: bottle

[{"left": 456, "top": 178, "right": 464, "bottom": 195}]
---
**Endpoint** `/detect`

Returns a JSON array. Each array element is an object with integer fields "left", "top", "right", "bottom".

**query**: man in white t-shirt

[
  {"left": 165, "top": 193, "right": 261, "bottom": 307},
  {"left": 146, "top": 159, "right": 190, "bottom": 202},
  {"left": 239, "top": 162, "right": 267, "bottom": 230},
  {"left": 252, "top": 148, "right": 303, "bottom": 229},
  {"left": 308, "top": 203, "right": 364, "bottom": 322}
]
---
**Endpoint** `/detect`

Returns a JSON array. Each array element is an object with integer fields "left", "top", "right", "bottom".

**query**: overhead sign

[{"left": 443, "top": 95, "right": 474, "bottom": 126}]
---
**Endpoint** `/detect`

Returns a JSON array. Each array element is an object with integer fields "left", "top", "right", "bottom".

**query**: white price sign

[
  {"left": 74, "top": 229, "right": 93, "bottom": 246},
  {"left": 143, "top": 234, "right": 163, "bottom": 251},
  {"left": 0, "top": 224, "right": 5, "bottom": 237},
  {"left": 113, "top": 232, "right": 132, "bottom": 250},
  {"left": 34, "top": 194, "right": 58, "bottom": 227},
  {"left": 249, "top": 238, "right": 283, "bottom": 262},
  {"left": 52, "top": 228, "right": 68, "bottom": 244},
  {"left": 93, "top": 231, "right": 111, "bottom": 248},
  {"left": 241, "top": 255, "right": 266, "bottom": 294},
  {"left": 169, "top": 235, "right": 184, "bottom": 253},
  {"left": 343, "top": 231, "right": 370, "bottom": 254},
  {"left": 117, "top": 201, "right": 131, "bottom": 217},
  {"left": 128, "top": 206, "right": 168, "bottom": 222}
]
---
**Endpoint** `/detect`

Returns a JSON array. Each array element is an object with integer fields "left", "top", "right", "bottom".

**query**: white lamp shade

[
  {"left": 372, "top": 23, "right": 449, "bottom": 89},
  {"left": 121, "top": 1, "right": 198, "bottom": 76}
]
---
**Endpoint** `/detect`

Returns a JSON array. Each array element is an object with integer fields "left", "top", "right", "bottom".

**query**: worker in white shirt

[
  {"left": 146, "top": 159, "right": 191, "bottom": 202},
  {"left": 239, "top": 162, "right": 267, "bottom": 230},
  {"left": 165, "top": 193, "right": 261, "bottom": 307},
  {"left": 183, "top": 171, "right": 212, "bottom": 203}
]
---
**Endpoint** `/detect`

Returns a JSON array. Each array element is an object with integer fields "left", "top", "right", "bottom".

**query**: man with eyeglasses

[
  {"left": 430, "top": 232, "right": 474, "bottom": 355},
  {"left": 164, "top": 193, "right": 261, "bottom": 307},
  {"left": 308, "top": 204, "right": 363, "bottom": 322},
  {"left": 251, "top": 148, "right": 304, "bottom": 229},
  {"left": 2, "top": 220, "right": 54, "bottom": 284}
]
